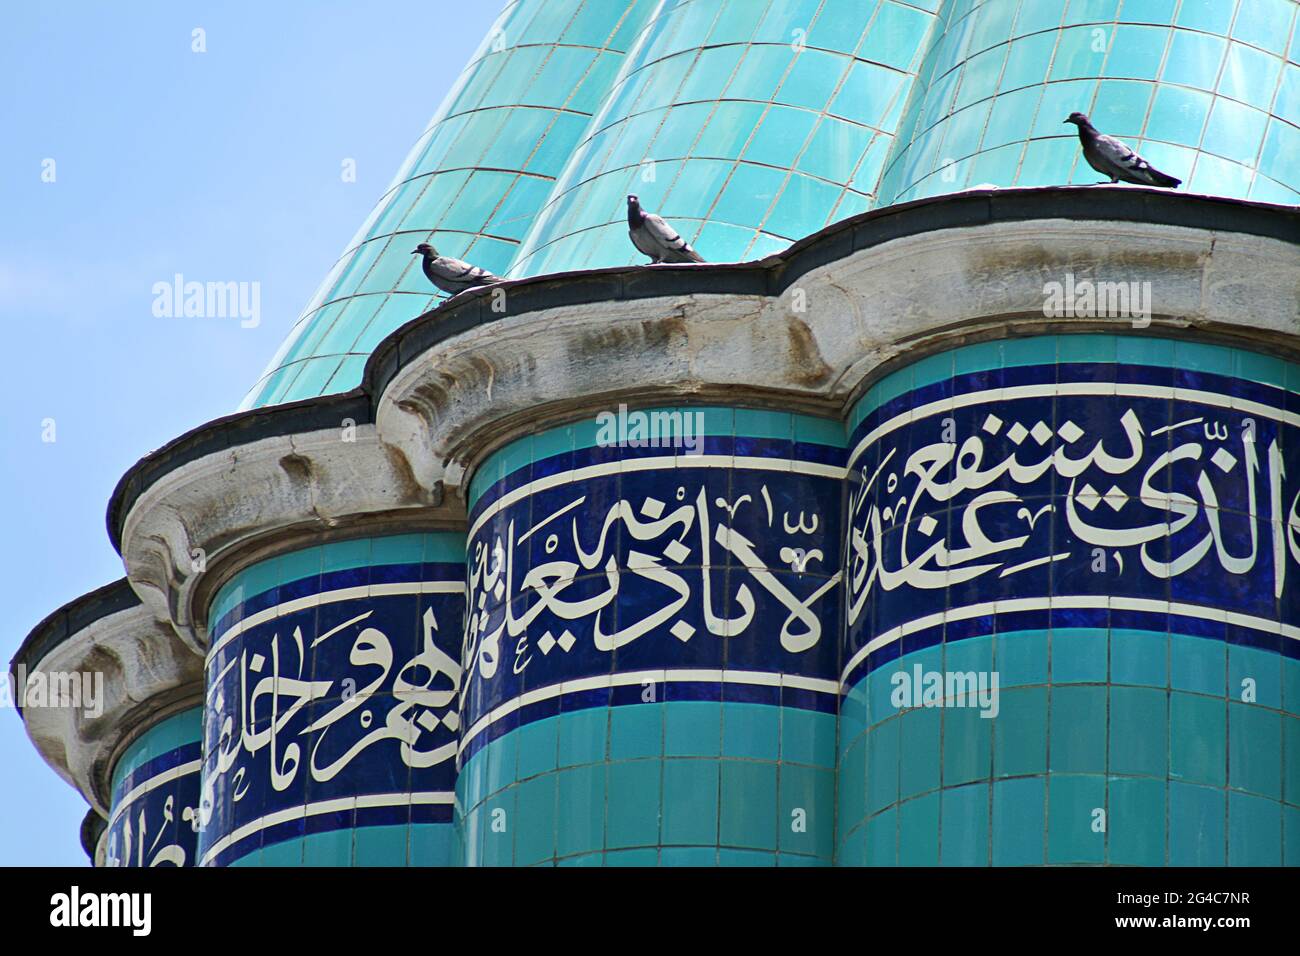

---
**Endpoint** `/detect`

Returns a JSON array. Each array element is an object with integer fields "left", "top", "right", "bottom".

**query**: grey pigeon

[
  {"left": 1064, "top": 112, "right": 1181, "bottom": 188},
  {"left": 627, "top": 195, "right": 704, "bottom": 264},
  {"left": 411, "top": 243, "right": 500, "bottom": 294}
]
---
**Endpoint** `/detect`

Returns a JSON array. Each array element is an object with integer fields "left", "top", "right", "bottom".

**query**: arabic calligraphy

[
  {"left": 844, "top": 381, "right": 1300, "bottom": 659},
  {"left": 462, "top": 458, "right": 845, "bottom": 732},
  {"left": 176, "top": 361, "right": 1300, "bottom": 866},
  {"left": 105, "top": 751, "right": 201, "bottom": 868},
  {"left": 197, "top": 582, "right": 464, "bottom": 863}
]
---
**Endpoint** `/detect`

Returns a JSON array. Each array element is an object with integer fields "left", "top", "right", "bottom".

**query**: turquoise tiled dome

[
  {"left": 508, "top": 0, "right": 939, "bottom": 276},
  {"left": 877, "top": 0, "right": 1300, "bottom": 204},
  {"left": 245, "top": 0, "right": 1299, "bottom": 409},
  {"left": 241, "top": 0, "right": 659, "bottom": 408}
]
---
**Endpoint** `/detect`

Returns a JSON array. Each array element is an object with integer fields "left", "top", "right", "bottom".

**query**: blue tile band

[
  {"left": 104, "top": 708, "right": 203, "bottom": 867},
  {"left": 199, "top": 532, "right": 466, "bottom": 867},
  {"left": 462, "top": 407, "right": 846, "bottom": 742}
]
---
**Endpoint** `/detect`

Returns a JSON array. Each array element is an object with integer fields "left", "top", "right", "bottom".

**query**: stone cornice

[
  {"left": 373, "top": 194, "right": 1299, "bottom": 496},
  {"left": 107, "top": 392, "right": 371, "bottom": 552},
  {"left": 107, "top": 187, "right": 1300, "bottom": 550},
  {"left": 11, "top": 580, "right": 204, "bottom": 813},
  {"left": 95, "top": 186, "right": 1297, "bottom": 650},
  {"left": 11, "top": 578, "right": 140, "bottom": 703},
  {"left": 364, "top": 186, "right": 1300, "bottom": 408},
  {"left": 119, "top": 424, "right": 458, "bottom": 653}
]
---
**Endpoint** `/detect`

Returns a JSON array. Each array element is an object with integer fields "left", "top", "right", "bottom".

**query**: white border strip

[
  {"left": 469, "top": 454, "right": 847, "bottom": 541},
  {"left": 208, "top": 581, "right": 465, "bottom": 660},
  {"left": 198, "top": 790, "right": 454, "bottom": 865},
  {"left": 848, "top": 381, "right": 1298, "bottom": 469},
  {"left": 459, "top": 667, "right": 840, "bottom": 756},
  {"left": 838, "top": 595, "right": 1300, "bottom": 688},
  {"left": 108, "top": 758, "right": 202, "bottom": 829}
]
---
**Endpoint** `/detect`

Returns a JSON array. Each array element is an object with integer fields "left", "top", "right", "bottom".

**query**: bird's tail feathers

[{"left": 1149, "top": 168, "right": 1181, "bottom": 188}]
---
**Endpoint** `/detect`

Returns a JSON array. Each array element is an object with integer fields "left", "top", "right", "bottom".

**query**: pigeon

[
  {"left": 411, "top": 243, "right": 500, "bottom": 295},
  {"left": 1064, "top": 112, "right": 1181, "bottom": 188},
  {"left": 626, "top": 195, "right": 704, "bottom": 264}
]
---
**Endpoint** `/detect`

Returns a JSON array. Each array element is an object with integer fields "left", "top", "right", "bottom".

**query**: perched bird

[
  {"left": 626, "top": 195, "right": 704, "bottom": 264},
  {"left": 411, "top": 243, "right": 500, "bottom": 295},
  {"left": 1064, "top": 112, "right": 1181, "bottom": 188}
]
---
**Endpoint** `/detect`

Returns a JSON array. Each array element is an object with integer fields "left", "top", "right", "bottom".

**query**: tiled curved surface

[
  {"left": 198, "top": 533, "right": 465, "bottom": 866},
  {"left": 457, "top": 703, "right": 837, "bottom": 865},
  {"left": 457, "top": 407, "right": 845, "bottom": 865},
  {"left": 244, "top": 0, "right": 945, "bottom": 408},
  {"left": 837, "top": 334, "right": 1300, "bottom": 865},
  {"left": 456, "top": 334, "right": 1300, "bottom": 865},
  {"left": 876, "top": 0, "right": 1300, "bottom": 206},
  {"left": 104, "top": 709, "right": 202, "bottom": 867},
  {"left": 214, "top": 334, "right": 1300, "bottom": 865},
  {"left": 509, "top": 0, "right": 939, "bottom": 277},
  {"left": 241, "top": 0, "right": 658, "bottom": 409},
  {"left": 244, "top": 0, "right": 1298, "bottom": 410}
]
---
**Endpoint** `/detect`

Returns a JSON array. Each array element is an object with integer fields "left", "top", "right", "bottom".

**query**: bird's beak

[
  {"left": 1063, "top": 119, "right": 1070, "bottom": 124},
  {"left": 411, "top": 248, "right": 420, "bottom": 254}
]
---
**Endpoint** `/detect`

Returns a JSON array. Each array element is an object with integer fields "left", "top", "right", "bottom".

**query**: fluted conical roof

[{"left": 246, "top": 0, "right": 1300, "bottom": 410}]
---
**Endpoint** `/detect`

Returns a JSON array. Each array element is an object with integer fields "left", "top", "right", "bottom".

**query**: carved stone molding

[
  {"left": 779, "top": 219, "right": 1300, "bottom": 402},
  {"left": 117, "top": 424, "right": 458, "bottom": 651},
  {"left": 376, "top": 215, "right": 1299, "bottom": 498},
  {"left": 13, "top": 583, "right": 204, "bottom": 813}
]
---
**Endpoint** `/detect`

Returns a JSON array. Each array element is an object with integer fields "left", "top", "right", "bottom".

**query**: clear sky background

[{"left": 0, "top": 0, "right": 501, "bottom": 865}]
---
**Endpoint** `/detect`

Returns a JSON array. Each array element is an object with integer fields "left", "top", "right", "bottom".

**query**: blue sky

[{"left": 0, "top": 1, "right": 500, "bottom": 865}]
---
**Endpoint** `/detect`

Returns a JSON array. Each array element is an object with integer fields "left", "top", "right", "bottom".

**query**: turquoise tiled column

[
  {"left": 457, "top": 406, "right": 844, "bottom": 865},
  {"left": 104, "top": 708, "right": 203, "bottom": 867},
  {"left": 198, "top": 532, "right": 466, "bottom": 866},
  {"left": 836, "top": 333, "right": 1300, "bottom": 866},
  {"left": 877, "top": 0, "right": 1300, "bottom": 205}
]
